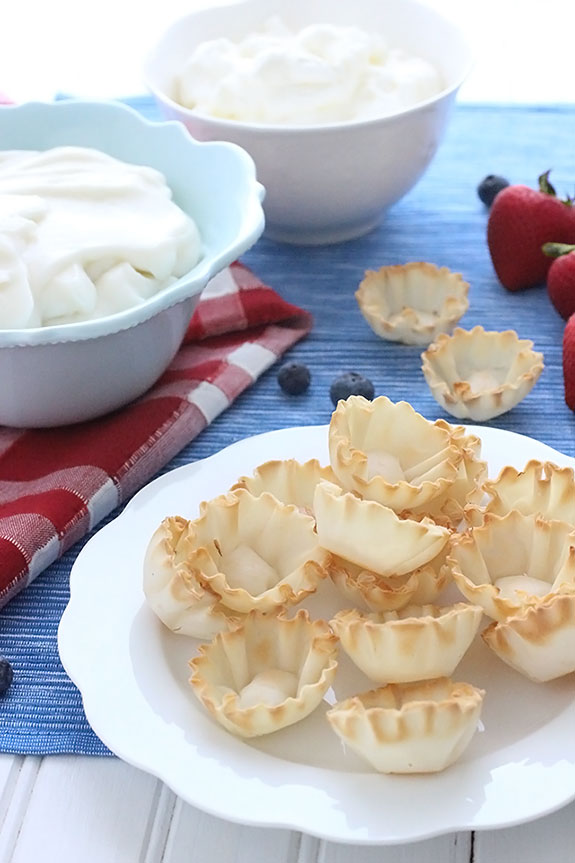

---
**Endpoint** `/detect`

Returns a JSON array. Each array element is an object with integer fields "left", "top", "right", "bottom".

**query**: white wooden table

[
  {"left": 0, "top": 754, "right": 573, "bottom": 862},
  {"left": 1, "top": 0, "right": 575, "bottom": 860}
]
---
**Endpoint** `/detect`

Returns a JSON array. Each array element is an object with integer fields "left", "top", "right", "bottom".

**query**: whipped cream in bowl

[
  {"left": 145, "top": 0, "right": 472, "bottom": 245},
  {"left": 174, "top": 17, "right": 444, "bottom": 126},
  {"left": 0, "top": 146, "right": 202, "bottom": 330},
  {"left": 0, "top": 100, "right": 264, "bottom": 426}
]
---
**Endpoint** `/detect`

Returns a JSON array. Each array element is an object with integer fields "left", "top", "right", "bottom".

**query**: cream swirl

[
  {"left": 175, "top": 17, "right": 443, "bottom": 125},
  {"left": 0, "top": 146, "right": 201, "bottom": 328}
]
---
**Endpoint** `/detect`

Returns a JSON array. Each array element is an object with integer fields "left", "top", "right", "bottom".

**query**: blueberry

[
  {"left": 277, "top": 362, "right": 311, "bottom": 395},
  {"left": 477, "top": 174, "right": 510, "bottom": 207},
  {"left": 0, "top": 658, "right": 13, "bottom": 695},
  {"left": 330, "top": 372, "right": 375, "bottom": 407}
]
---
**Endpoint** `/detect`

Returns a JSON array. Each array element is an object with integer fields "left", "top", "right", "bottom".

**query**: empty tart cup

[
  {"left": 328, "top": 545, "right": 449, "bottom": 612},
  {"left": 330, "top": 603, "right": 483, "bottom": 684},
  {"left": 465, "top": 459, "right": 575, "bottom": 528},
  {"left": 356, "top": 262, "right": 469, "bottom": 346},
  {"left": 326, "top": 677, "right": 485, "bottom": 774},
  {"left": 189, "top": 609, "right": 338, "bottom": 737},
  {"left": 314, "top": 480, "right": 450, "bottom": 577},
  {"left": 401, "top": 421, "right": 487, "bottom": 529},
  {"left": 421, "top": 325, "right": 544, "bottom": 421},
  {"left": 482, "top": 592, "right": 575, "bottom": 682},
  {"left": 328, "top": 557, "right": 421, "bottom": 612},
  {"left": 446, "top": 510, "right": 575, "bottom": 622},
  {"left": 187, "top": 488, "right": 329, "bottom": 613},
  {"left": 328, "top": 395, "right": 463, "bottom": 511},
  {"left": 143, "top": 515, "right": 242, "bottom": 639},
  {"left": 231, "top": 458, "right": 338, "bottom": 517}
]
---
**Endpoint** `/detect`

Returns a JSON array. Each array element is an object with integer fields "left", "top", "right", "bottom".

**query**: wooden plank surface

[{"left": 1, "top": 754, "right": 573, "bottom": 863}]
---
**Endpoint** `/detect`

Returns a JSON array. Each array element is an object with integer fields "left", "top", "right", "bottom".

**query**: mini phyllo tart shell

[
  {"left": 402, "top": 421, "right": 487, "bottom": 529},
  {"left": 356, "top": 262, "right": 469, "bottom": 346},
  {"left": 482, "top": 592, "right": 575, "bottom": 682},
  {"left": 189, "top": 609, "right": 338, "bottom": 737},
  {"left": 328, "top": 546, "right": 449, "bottom": 612},
  {"left": 446, "top": 511, "right": 575, "bottom": 622},
  {"left": 465, "top": 459, "right": 575, "bottom": 528},
  {"left": 326, "top": 678, "right": 485, "bottom": 774},
  {"left": 231, "top": 458, "right": 338, "bottom": 517},
  {"left": 421, "top": 325, "right": 544, "bottom": 421},
  {"left": 328, "top": 558, "right": 420, "bottom": 612},
  {"left": 143, "top": 516, "right": 241, "bottom": 639},
  {"left": 314, "top": 480, "right": 450, "bottom": 577},
  {"left": 192, "top": 488, "right": 328, "bottom": 613},
  {"left": 330, "top": 603, "right": 483, "bottom": 684},
  {"left": 328, "top": 395, "right": 463, "bottom": 511}
]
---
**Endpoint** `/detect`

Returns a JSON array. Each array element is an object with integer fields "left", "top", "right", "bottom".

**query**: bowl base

[{"left": 264, "top": 215, "right": 382, "bottom": 246}]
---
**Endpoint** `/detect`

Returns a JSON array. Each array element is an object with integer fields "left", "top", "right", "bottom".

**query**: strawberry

[
  {"left": 563, "top": 314, "right": 575, "bottom": 410},
  {"left": 542, "top": 242, "right": 575, "bottom": 319},
  {"left": 487, "top": 172, "right": 575, "bottom": 291}
]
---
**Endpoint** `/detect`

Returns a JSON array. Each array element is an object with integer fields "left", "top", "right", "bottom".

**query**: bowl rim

[
  {"left": 143, "top": 0, "right": 474, "bottom": 134},
  {"left": 0, "top": 99, "right": 265, "bottom": 347}
]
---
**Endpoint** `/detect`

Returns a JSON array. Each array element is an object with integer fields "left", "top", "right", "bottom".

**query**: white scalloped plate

[{"left": 58, "top": 424, "right": 575, "bottom": 845}]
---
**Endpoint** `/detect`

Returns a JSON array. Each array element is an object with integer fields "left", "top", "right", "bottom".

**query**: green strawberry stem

[
  {"left": 539, "top": 171, "right": 557, "bottom": 196},
  {"left": 538, "top": 170, "right": 574, "bottom": 205},
  {"left": 542, "top": 242, "right": 575, "bottom": 258}
]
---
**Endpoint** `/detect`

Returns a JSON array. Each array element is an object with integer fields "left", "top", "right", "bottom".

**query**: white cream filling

[
  {"left": 219, "top": 543, "right": 278, "bottom": 594},
  {"left": 494, "top": 574, "right": 550, "bottom": 600},
  {"left": 366, "top": 450, "right": 406, "bottom": 483},
  {"left": 466, "top": 369, "right": 501, "bottom": 394},
  {"left": 0, "top": 146, "right": 201, "bottom": 328},
  {"left": 175, "top": 17, "right": 443, "bottom": 125},
  {"left": 237, "top": 669, "right": 299, "bottom": 709}
]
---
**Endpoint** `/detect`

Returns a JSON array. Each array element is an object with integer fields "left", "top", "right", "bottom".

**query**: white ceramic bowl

[
  {"left": 0, "top": 100, "right": 264, "bottom": 427},
  {"left": 145, "top": 0, "right": 472, "bottom": 245}
]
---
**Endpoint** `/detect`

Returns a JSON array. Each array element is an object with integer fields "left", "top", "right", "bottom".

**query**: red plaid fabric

[{"left": 0, "top": 262, "right": 312, "bottom": 608}]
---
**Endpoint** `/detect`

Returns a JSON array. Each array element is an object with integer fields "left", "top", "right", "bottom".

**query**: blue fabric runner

[{"left": 0, "top": 97, "right": 574, "bottom": 756}]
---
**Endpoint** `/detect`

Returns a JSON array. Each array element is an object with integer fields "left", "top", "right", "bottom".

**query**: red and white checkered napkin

[{"left": 0, "top": 262, "right": 312, "bottom": 608}]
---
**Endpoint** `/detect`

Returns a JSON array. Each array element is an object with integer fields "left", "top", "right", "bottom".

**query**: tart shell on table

[
  {"left": 328, "top": 395, "right": 464, "bottom": 512},
  {"left": 421, "top": 325, "right": 544, "bottom": 421},
  {"left": 189, "top": 609, "right": 338, "bottom": 737},
  {"left": 326, "top": 677, "right": 485, "bottom": 774},
  {"left": 355, "top": 261, "right": 469, "bottom": 346}
]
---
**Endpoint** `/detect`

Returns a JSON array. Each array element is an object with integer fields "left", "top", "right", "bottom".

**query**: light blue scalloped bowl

[{"left": 0, "top": 100, "right": 265, "bottom": 427}]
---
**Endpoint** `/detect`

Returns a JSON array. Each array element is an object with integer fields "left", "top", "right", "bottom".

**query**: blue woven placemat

[{"left": 0, "top": 98, "right": 574, "bottom": 756}]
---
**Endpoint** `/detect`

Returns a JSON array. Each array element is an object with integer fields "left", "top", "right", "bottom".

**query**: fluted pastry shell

[
  {"left": 465, "top": 459, "right": 575, "bottom": 527},
  {"left": 330, "top": 603, "right": 483, "bottom": 683},
  {"left": 421, "top": 325, "right": 544, "bottom": 421},
  {"left": 446, "top": 511, "right": 575, "bottom": 622},
  {"left": 328, "top": 395, "right": 463, "bottom": 511},
  {"left": 192, "top": 488, "right": 329, "bottom": 613},
  {"left": 231, "top": 458, "right": 338, "bottom": 516},
  {"left": 189, "top": 609, "right": 338, "bottom": 737},
  {"left": 328, "top": 557, "right": 420, "bottom": 612},
  {"left": 356, "top": 262, "right": 469, "bottom": 346},
  {"left": 402, "top": 421, "right": 488, "bottom": 529},
  {"left": 326, "top": 678, "right": 485, "bottom": 774},
  {"left": 482, "top": 592, "right": 575, "bottom": 682},
  {"left": 143, "top": 515, "right": 242, "bottom": 639},
  {"left": 328, "top": 545, "right": 449, "bottom": 612},
  {"left": 314, "top": 480, "right": 450, "bottom": 577}
]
